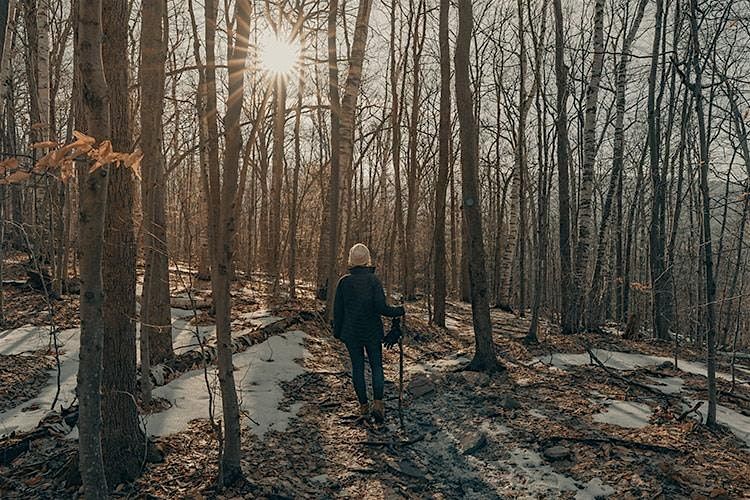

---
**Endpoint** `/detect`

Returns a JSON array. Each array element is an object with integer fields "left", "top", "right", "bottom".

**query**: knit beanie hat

[{"left": 348, "top": 243, "right": 372, "bottom": 268}]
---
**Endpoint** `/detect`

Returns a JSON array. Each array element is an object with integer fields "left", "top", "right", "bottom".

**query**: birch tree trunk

[
  {"left": 588, "top": 0, "right": 648, "bottom": 328},
  {"left": 36, "top": 0, "right": 47, "bottom": 135},
  {"left": 0, "top": 0, "right": 18, "bottom": 117},
  {"left": 270, "top": 76, "right": 286, "bottom": 295},
  {"left": 75, "top": 0, "right": 110, "bottom": 495},
  {"left": 571, "top": 0, "right": 605, "bottom": 331}
]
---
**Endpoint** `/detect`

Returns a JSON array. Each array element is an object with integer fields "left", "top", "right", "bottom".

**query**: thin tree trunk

[
  {"left": 431, "top": 0, "right": 450, "bottom": 327},
  {"left": 648, "top": 0, "right": 670, "bottom": 340},
  {"left": 588, "top": 0, "right": 648, "bottom": 328},
  {"left": 324, "top": 0, "right": 342, "bottom": 319},
  {"left": 456, "top": 0, "right": 502, "bottom": 373},
  {"left": 686, "top": 0, "right": 717, "bottom": 426},
  {"left": 553, "top": 0, "right": 574, "bottom": 334},
  {"left": 140, "top": 0, "right": 172, "bottom": 364},
  {"left": 205, "top": 0, "right": 251, "bottom": 482},
  {"left": 270, "top": 75, "right": 286, "bottom": 295}
]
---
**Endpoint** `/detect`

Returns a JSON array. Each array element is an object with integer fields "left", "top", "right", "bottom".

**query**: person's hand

[
  {"left": 331, "top": 321, "right": 341, "bottom": 340},
  {"left": 383, "top": 317, "right": 402, "bottom": 349}
]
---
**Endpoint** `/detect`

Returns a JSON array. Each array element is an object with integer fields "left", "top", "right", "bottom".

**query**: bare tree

[
  {"left": 140, "top": 0, "right": 172, "bottom": 365},
  {"left": 456, "top": 0, "right": 503, "bottom": 373},
  {"left": 101, "top": 0, "right": 142, "bottom": 484},
  {"left": 432, "top": 0, "right": 450, "bottom": 327},
  {"left": 75, "top": 0, "right": 110, "bottom": 494}
]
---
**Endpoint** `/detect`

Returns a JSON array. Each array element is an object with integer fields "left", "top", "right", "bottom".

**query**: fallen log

[
  {"left": 583, "top": 345, "right": 676, "bottom": 403},
  {"left": 0, "top": 405, "right": 78, "bottom": 466},
  {"left": 145, "top": 308, "right": 321, "bottom": 387},
  {"left": 542, "top": 434, "right": 682, "bottom": 455}
]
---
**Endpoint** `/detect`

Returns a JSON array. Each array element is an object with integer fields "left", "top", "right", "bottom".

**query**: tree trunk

[
  {"left": 101, "top": 0, "right": 143, "bottom": 484},
  {"left": 326, "top": 0, "right": 374, "bottom": 316},
  {"left": 75, "top": 0, "right": 110, "bottom": 495},
  {"left": 553, "top": 0, "right": 574, "bottom": 334},
  {"left": 203, "top": 0, "right": 251, "bottom": 482},
  {"left": 571, "top": 0, "right": 605, "bottom": 331},
  {"left": 140, "top": 0, "right": 172, "bottom": 364},
  {"left": 431, "top": 0, "right": 450, "bottom": 327},
  {"left": 289, "top": 74, "right": 303, "bottom": 299},
  {"left": 0, "top": 0, "right": 19, "bottom": 117},
  {"left": 647, "top": 0, "right": 670, "bottom": 340},
  {"left": 270, "top": 77, "right": 286, "bottom": 295},
  {"left": 686, "top": 0, "right": 717, "bottom": 427},
  {"left": 456, "top": 0, "right": 502, "bottom": 373},
  {"left": 588, "top": 0, "right": 648, "bottom": 328},
  {"left": 324, "top": 0, "right": 342, "bottom": 319}
]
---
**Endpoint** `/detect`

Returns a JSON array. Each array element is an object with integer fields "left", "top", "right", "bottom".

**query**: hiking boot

[
  {"left": 372, "top": 400, "right": 384, "bottom": 423},
  {"left": 359, "top": 403, "right": 370, "bottom": 418}
]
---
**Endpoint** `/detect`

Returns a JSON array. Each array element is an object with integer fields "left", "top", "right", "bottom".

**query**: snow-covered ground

[
  {"left": 0, "top": 326, "right": 80, "bottom": 435},
  {"left": 148, "top": 331, "right": 308, "bottom": 437},
  {"left": 537, "top": 348, "right": 747, "bottom": 384},
  {"left": 0, "top": 310, "right": 305, "bottom": 438},
  {"left": 536, "top": 348, "right": 750, "bottom": 446}
]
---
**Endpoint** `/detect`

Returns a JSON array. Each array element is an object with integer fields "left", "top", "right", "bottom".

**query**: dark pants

[{"left": 345, "top": 338, "right": 384, "bottom": 404}]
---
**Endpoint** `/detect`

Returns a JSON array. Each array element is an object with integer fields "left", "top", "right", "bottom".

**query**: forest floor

[{"left": 1, "top": 258, "right": 750, "bottom": 499}]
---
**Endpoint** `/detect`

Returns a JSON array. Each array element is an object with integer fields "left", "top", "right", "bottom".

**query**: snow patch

[
  {"left": 536, "top": 348, "right": 746, "bottom": 384},
  {"left": 692, "top": 400, "right": 750, "bottom": 447},
  {"left": 147, "top": 331, "right": 308, "bottom": 438},
  {"left": 0, "top": 326, "right": 81, "bottom": 435},
  {"left": 504, "top": 448, "right": 615, "bottom": 499},
  {"left": 411, "top": 354, "right": 471, "bottom": 375},
  {"left": 592, "top": 400, "right": 652, "bottom": 429},
  {"left": 645, "top": 376, "right": 684, "bottom": 395}
]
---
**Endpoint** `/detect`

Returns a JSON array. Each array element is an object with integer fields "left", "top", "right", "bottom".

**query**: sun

[{"left": 258, "top": 33, "right": 301, "bottom": 77}]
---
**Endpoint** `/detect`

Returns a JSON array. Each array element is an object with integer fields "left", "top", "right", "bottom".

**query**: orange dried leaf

[
  {"left": 0, "top": 157, "right": 18, "bottom": 170},
  {"left": 1, "top": 170, "right": 31, "bottom": 185},
  {"left": 60, "top": 159, "right": 75, "bottom": 183},
  {"left": 126, "top": 148, "right": 143, "bottom": 180},
  {"left": 73, "top": 130, "right": 96, "bottom": 146},
  {"left": 31, "top": 141, "right": 58, "bottom": 150}
]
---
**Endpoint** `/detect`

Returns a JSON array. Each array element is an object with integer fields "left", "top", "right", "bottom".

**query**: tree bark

[
  {"left": 431, "top": 0, "right": 450, "bottom": 327},
  {"left": 101, "top": 0, "right": 143, "bottom": 484},
  {"left": 647, "top": 0, "right": 670, "bottom": 340},
  {"left": 203, "top": 0, "right": 251, "bottom": 482},
  {"left": 456, "top": 0, "right": 502, "bottom": 373},
  {"left": 140, "top": 0, "right": 172, "bottom": 364},
  {"left": 686, "top": 0, "right": 717, "bottom": 427},
  {"left": 553, "top": 0, "right": 574, "bottom": 334},
  {"left": 270, "top": 76, "right": 286, "bottom": 295},
  {"left": 571, "top": 0, "right": 605, "bottom": 332},
  {"left": 75, "top": 0, "right": 110, "bottom": 495}
]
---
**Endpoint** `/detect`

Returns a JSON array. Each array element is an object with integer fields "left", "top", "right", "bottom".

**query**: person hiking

[{"left": 333, "top": 243, "right": 405, "bottom": 423}]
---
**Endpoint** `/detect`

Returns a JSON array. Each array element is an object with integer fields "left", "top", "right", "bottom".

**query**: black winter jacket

[{"left": 333, "top": 267, "right": 405, "bottom": 343}]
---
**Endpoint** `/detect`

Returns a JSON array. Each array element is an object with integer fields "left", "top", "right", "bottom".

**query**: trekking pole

[{"left": 398, "top": 315, "right": 405, "bottom": 431}]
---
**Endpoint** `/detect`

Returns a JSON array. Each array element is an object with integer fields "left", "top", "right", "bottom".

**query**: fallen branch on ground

[
  {"left": 583, "top": 344, "right": 676, "bottom": 403},
  {"left": 358, "top": 434, "right": 425, "bottom": 447},
  {"left": 542, "top": 434, "right": 682, "bottom": 454},
  {"left": 678, "top": 401, "right": 703, "bottom": 422}
]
